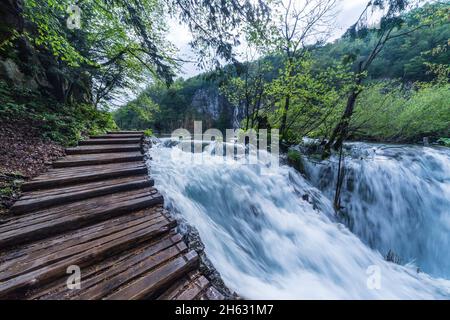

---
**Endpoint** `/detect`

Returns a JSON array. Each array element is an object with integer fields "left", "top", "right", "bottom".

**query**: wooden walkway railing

[{"left": 0, "top": 131, "right": 223, "bottom": 300}]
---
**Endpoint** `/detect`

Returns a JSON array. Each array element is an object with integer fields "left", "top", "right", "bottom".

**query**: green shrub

[
  {"left": 350, "top": 82, "right": 450, "bottom": 143},
  {"left": 287, "top": 149, "right": 306, "bottom": 175},
  {"left": 144, "top": 128, "right": 154, "bottom": 137},
  {"left": 438, "top": 138, "right": 450, "bottom": 147},
  {"left": 0, "top": 80, "right": 117, "bottom": 146}
]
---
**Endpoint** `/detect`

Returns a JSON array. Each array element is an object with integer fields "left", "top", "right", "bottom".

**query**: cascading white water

[
  {"left": 147, "top": 139, "right": 450, "bottom": 299},
  {"left": 303, "top": 142, "right": 450, "bottom": 280}
]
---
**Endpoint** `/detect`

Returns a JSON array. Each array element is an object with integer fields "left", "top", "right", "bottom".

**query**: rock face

[
  {"left": 192, "top": 88, "right": 221, "bottom": 121},
  {"left": 190, "top": 86, "right": 243, "bottom": 130},
  {"left": 0, "top": 0, "right": 24, "bottom": 44},
  {"left": 0, "top": 0, "right": 92, "bottom": 105}
]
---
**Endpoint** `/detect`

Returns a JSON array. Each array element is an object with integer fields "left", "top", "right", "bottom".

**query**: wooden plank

[
  {"left": 74, "top": 242, "right": 188, "bottom": 300},
  {"left": 53, "top": 152, "right": 144, "bottom": 168},
  {"left": 157, "top": 272, "right": 219, "bottom": 300},
  {"left": 0, "top": 214, "right": 166, "bottom": 281},
  {"left": 30, "top": 232, "right": 182, "bottom": 300},
  {"left": 0, "top": 188, "right": 159, "bottom": 233},
  {"left": 108, "top": 131, "right": 145, "bottom": 134},
  {"left": 66, "top": 144, "right": 142, "bottom": 155},
  {"left": 33, "top": 162, "right": 146, "bottom": 180},
  {"left": 0, "top": 215, "right": 171, "bottom": 283},
  {"left": 0, "top": 208, "right": 167, "bottom": 271},
  {"left": 176, "top": 276, "right": 210, "bottom": 300},
  {"left": 0, "top": 188, "right": 164, "bottom": 249},
  {"left": 22, "top": 164, "right": 147, "bottom": 191},
  {"left": 79, "top": 138, "right": 142, "bottom": 145},
  {"left": 0, "top": 188, "right": 160, "bottom": 233},
  {"left": 0, "top": 189, "right": 161, "bottom": 242},
  {"left": 11, "top": 175, "right": 154, "bottom": 214},
  {"left": 53, "top": 152, "right": 144, "bottom": 163},
  {"left": 0, "top": 130, "right": 221, "bottom": 301},
  {"left": 105, "top": 251, "right": 199, "bottom": 300},
  {"left": 91, "top": 134, "right": 143, "bottom": 139},
  {"left": 0, "top": 217, "right": 175, "bottom": 299},
  {"left": 157, "top": 272, "right": 198, "bottom": 300},
  {"left": 0, "top": 207, "right": 169, "bottom": 266},
  {"left": 201, "top": 286, "right": 225, "bottom": 300},
  {"left": 21, "top": 175, "right": 151, "bottom": 200}
]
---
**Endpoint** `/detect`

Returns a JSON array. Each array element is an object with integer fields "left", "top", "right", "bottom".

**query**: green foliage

[
  {"left": 21, "top": 0, "right": 178, "bottom": 109},
  {"left": 314, "top": 3, "right": 450, "bottom": 83},
  {"left": 219, "top": 59, "right": 273, "bottom": 130},
  {"left": 114, "top": 94, "right": 160, "bottom": 130},
  {"left": 39, "top": 103, "right": 117, "bottom": 146},
  {"left": 349, "top": 82, "right": 450, "bottom": 142},
  {"left": 121, "top": 75, "right": 233, "bottom": 133},
  {"left": 0, "top": 172, "right": 24, "bottom": 214},
  {"left": 14, "top": 0, "right": 272, "bottom": 110},
  {"left": 0, "top": 80, "right": 116, "bottom": 146},
  {"left": 144, "top": 128, "right": 154, "bottom": 137},
  {"left": 396, "top": 84, "right": 450, "bottom": 140},
  {"left": 438, "top": 138, "right": 450, "bottom": 147},
  {"left": 119, "top": 1, "right": 449, "bottom": 147},
  {"left": 287, "top": 149, "right": 301, "bottom": 163},
  {"left": 24, "top": 0, "right": 87, "bottom": 67},
  {"left": 287, "top": 149, "right": 305, "bottom": 175},
  {"left": 265, "top": 56, "right": 352, "bottom": 143}
]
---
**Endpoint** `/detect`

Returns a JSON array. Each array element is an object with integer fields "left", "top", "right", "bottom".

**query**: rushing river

[{"left": 147, "top": 138, "right": 450, "bottom": 299}]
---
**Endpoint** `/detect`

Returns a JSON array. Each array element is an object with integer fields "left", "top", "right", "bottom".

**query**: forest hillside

[{"left": 116, "top": 3, "right": 449, "bottom": 146}]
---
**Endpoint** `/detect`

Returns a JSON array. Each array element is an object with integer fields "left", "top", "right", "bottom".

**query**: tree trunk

[
  {"left": 279, "top": 95, "right": 290, "bottom": 141},
  {"left": 333, "top": 144, "right": 344, "bottom": 211},
  {"left": 325, "top": 88, "right": 360, "bottom": 155},
  {"left": 245, "top": 106, "right": 250, "bottom": 131}
]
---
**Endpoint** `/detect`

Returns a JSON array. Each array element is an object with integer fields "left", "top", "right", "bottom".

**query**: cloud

[{"left": 168, "top": 1, "right": 371, "bottom": 78}]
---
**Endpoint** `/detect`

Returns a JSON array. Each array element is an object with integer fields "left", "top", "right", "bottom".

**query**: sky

[
  {"left": 114, "top": 0, "right": 372, "bottom": 107},
  {"left": 167, "top": 0, "right": 371, "bottom": 78}
]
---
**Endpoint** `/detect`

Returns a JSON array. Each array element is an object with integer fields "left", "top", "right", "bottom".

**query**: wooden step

[
  {"left": 108, "top": 131, "right": 145, "bottom": 135},
  {"left": 79, "top": 138, "right": 142, "bottom": 145},
  {"left": 53, "top": 152, "right": 144, "bottom": 168},
  {"left": 0, "top": 187, "right": 164, "bottom": 249},
  {"left": 0, "top": 129, "right": 221, "bottom": 300},
  {"left": 66, "top": 144, "right": 142, "bottom": 155},
  {"left": 105, "top": 250, "right": 199, "bottom": 300},
  {"left": 0, "top": 207, "right": 176, "bottom": 299},
  {"left": 11, "top": 175, "right": 153, "bottom": 215},
  {"left": 157, "top": 271, "right": 223, "bottom": 300},
  {"left": 91, "top": 134, "right": 143, "bottom": 139},
  {"left": 29, "top": 231, "right": 183, "bottom": 300},
  {"left": 22, "top": 162, "right": 148, "bottom": 191},
  {"left": 68, "top": 237, "right": 189, "bottom": 300}
]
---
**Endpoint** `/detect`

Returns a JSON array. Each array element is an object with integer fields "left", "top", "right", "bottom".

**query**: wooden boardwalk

[{"left": 0, "top": 132, "right": 223, "bottom": 300}]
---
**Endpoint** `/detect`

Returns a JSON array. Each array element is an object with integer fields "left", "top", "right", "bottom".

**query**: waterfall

[
  {"left": 303, "top": 142, "right": 450, "bottom": 280},
  {"left": 147, "top": 139, "right": 450, "bottom": 299}
]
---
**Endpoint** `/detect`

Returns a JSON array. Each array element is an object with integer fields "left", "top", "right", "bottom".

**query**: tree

[
  {"left": 266, "top": 54, "right": 351, "bottom": 143},
  {"left": 114, "top": 94, "right": 160, "bottom": 130},
  {"left": 168, "top": 0, "right": 270, "bottom": 69},
  {"left": 23, "top": 0, "right": 176, "bottom": 108},
  {"left": 219, "top": 51, "right": 273, "bottom": 131},
  {"left": 249, "top": 0, "right": 339, "bottom": 141},
  {"left": 324, "top": 0, "right": 440, "bottom": 153},
  {"left": 21, "top": 0, "right": 271, "bottom": 108},
  {"left": 419, "top": 2, "right": 450, "bottom": 84},
  {"left": 322, "top": 1, "right": 450, "bottom": 211}
]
